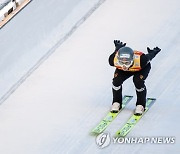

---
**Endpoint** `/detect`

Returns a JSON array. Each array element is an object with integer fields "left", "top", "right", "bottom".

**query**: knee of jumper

[
  {"left": 133, "top": 76, "right": 145, "bottom": 88},
  {"left": 112, "top": 78, "right": 123, "bottom": 91},
  {"left": 112, "top": 77, "right": 123, "bottom": 87}
]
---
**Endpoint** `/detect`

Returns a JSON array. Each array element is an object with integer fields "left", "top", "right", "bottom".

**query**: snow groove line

[{"left": 0, "top": 0, "right": 107, "bottom": 105}]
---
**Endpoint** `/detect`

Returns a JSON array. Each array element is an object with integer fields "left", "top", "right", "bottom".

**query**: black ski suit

[{"left": 109, "top": 48, "right": 160, "bottom": 108}]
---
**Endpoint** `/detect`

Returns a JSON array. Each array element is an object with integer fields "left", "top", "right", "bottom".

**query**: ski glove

[
  {"left": 147, "top": 47, "right": 161, "bottom": 55},
  {"left": 146, "top": 47, "right": 161, "bottom": 61},
  {"left": 114, "top": 40, "right": 126, "bottom": 51}
]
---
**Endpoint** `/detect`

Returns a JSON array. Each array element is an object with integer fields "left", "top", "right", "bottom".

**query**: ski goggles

[
  {"left": 118, "top": 60, "right": 133, "bottom": 68},
  {"left": 119, "top": 60, "right": 132, "bottom": 66}
]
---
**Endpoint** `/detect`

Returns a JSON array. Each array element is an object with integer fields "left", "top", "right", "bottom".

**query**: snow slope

[
  {"left": 0, "top": 0, "right": 105, "bottom": 104},
  {"left": 0, "top": 0, "right": 180, "bottom": 153}
]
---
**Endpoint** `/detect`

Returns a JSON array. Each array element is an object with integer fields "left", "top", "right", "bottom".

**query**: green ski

[
  {"left": 91, "top": 95, "right": 133, "bottom": 135},
  {"left": 115, "top": 98, "right": 156, "bottom": 137}
]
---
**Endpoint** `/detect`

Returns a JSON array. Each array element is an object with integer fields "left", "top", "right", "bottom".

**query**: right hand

[{"left": 114, "top": 40, "right": 126, "bottom": 51}]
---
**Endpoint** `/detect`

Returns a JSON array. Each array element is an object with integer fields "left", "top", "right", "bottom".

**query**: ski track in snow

[{"left": 0, "top": 0, "right": 180, "bottom": 153}]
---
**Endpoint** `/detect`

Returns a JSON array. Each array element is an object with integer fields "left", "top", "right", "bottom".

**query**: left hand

[{"left": 147, "top": 47, "right": 161, "bottom": 55}]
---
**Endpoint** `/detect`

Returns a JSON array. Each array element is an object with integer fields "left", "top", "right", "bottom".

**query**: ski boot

[
  {"left": 134, "top": 105, "right": 144, "bottom": 116},
  {"left": 111, "top": 102, "right": 121, "bottom": 113}
]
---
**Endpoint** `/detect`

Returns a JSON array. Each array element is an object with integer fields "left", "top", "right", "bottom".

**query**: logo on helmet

[{"left": 120, "top": 54, "right": 131, "bottom": 59}]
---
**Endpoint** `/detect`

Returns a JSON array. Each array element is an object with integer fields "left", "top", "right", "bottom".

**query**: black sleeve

[
  {"left": 146, "top": 52, "right": 158, "bottom": 61},
  {"left": 108, "top": 51, "right": 117, "bottom": 66},
  {"left": 140, "top": 52, "right": 158, "bottom": 68},
  {"left": 140, "top": 54, "right": 151, "bottom": 68}
]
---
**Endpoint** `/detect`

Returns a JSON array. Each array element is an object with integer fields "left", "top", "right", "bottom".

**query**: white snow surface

[
  {"left": 0, "top": 0, "right": 180, "bottom": 153},
  {"left": 0, "top": 0, "right": 104, "bottom": 103}
]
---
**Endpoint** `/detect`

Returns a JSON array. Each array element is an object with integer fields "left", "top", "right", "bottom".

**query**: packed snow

[{"left": 0, "top": 0, "right": 180, "bottom": 153}]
